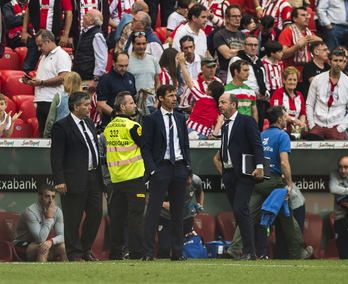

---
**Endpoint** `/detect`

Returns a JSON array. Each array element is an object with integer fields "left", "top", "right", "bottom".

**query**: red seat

[
  {"left": 4, "top": 97, "right": 17, "bottom": 114},
  {"left": 320, "top": 212, "right": 339, "bottom": 259},
  {"left": 0, "top": 70, "right": 34, "bottom": 98},
  {"left": 303, "top": 212, "right": 323, "bottom": 259},
  {"left": 0, "top": 212, "right": 23, "bottom": 262},
  {"left": 14, "top": 47, "right": 28, "bottom": 70},
  {"left": 216, "top": 211, "right": 236, "bottom": 242},
  {"left": 91, "top": 216, "right": 110, "bottom": 260},
  {"left": 307, "top": 8, "right": 316, "bottom": 32},
  {"left": 11, "top": 95, "right": 34, "bottom": 109},
  {"left": 154, "top": 27, "right": 167, "bottom": 44},
  {"left": 263, "top": 119, "right": 270, "bottom": 131},
  {"left": 0, "top": 50, "right": 20, "bottom": 70},
  {"left": 19, "top": 100, "right": 37, "bottom": 123},
  {"left": 106, "top": 52, "right": 113, "bottom": 73},
  {"left": 10, "top": 119, "right": 31, "bottom": 138},
  {"left": 27, "top": 118, "right": 40, "bottom": 138},
  {"left": 193, "top": 213, "right": 216, "bottom": 243}
]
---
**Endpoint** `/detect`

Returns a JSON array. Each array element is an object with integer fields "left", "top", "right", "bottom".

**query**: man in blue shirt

[{"left": 97, "top": 51, "right": 137, "bottom": 127}]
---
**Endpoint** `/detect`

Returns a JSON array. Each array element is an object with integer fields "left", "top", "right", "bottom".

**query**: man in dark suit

[
  {"left": 50, "top": 91, "right": 103, "bottom": 262},
  {"left": 141, "top": 84, "right": 191, "bottom": 261},
  {"left": 216, "top": 93, "right": 264, "bottom": 261}
]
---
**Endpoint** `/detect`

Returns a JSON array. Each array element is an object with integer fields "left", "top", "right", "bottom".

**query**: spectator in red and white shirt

[
  {"left": 261, "top": 0, "right": 292, "bottom": 30},
  {"left": 262, "top": 40, "right": 284, "bottom": 95},
  {"left": 179, "top": 57, "right": 222, "bottom": 114},
  {"left": 178, "top": 53, "right": 224, "bottom": 139},
  {"left": 159, "top": 47, "right": 179, "bottom": 88}
]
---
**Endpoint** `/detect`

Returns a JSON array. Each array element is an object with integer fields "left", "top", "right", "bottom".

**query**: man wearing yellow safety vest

[{"left": 104, "top": 90, "right": 145, "bottom": 260}]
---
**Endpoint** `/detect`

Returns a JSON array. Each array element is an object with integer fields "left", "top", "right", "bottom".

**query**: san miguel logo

[
  {"left": 294, "top": 142, "right": 312, "bottom": 149},
  {"left": 0, "top": 140, "right": 14, "bottom": 146},
  {"left": 21, "top": 140, "right": 41, "bottom": 146},
  {"left": 318, "top": 142, "right": 335, "bottom": 149},
  {"left": 197, "top": 141, "right": 216, "bottom": 148}
]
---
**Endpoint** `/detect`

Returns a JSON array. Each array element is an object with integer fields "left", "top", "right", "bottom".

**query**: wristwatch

[
  {"left": 291, "top": 117, "right": 295, "bottom": 122},
  {"left": 92, "top": 76, "right": 99, "bottom": 82}
]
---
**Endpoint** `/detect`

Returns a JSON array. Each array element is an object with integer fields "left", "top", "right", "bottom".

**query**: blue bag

[
  {"left": 183, "top": 235, "right": 208, "bottom": 259},
  {"left": 205, "top": 240, "right": 232, "bottom": 258}
]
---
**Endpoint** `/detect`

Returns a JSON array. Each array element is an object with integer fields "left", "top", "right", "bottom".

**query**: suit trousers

[
  {"left": 143, "top": 161, "right": 188, "bottom": 258},
  {"left": 222, "top": 168, "right": 255, "bottom": 255},
  {"left": 60, "top": 170, "right": 103, "bottom": 259},
  {"left": 108, "top": 178, "right": 146, "bottom": 260}
]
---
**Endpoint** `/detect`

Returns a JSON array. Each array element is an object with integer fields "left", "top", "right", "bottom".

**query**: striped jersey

[{"left": 224, "top": 82, "right": 256, "bottom": 116}]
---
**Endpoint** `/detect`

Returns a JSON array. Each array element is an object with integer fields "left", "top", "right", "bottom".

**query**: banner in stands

[
  {"left": 0, "top": 174, "right": 331, "bottom": 193},
  {"left": 0, "top": 175, "right": 54, "bottom": 192}
]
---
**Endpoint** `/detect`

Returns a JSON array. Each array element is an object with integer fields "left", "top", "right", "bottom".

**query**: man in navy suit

[
  {"left": 141, "top": 84, "right": 191, "bottom": 261},
  {"left": 216, "top": 93, "right": 264, "bottom": 261},
  {"left": 50, "top": 91, "right": 103, "bottom": 261}
]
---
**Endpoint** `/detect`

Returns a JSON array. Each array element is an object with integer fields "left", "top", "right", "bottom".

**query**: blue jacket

[
  {"left": 124, "top": 28, "right": 162, "bottom": 52},
  {"left": 260, "top": 188, "right": 290, "bottom": 228}
]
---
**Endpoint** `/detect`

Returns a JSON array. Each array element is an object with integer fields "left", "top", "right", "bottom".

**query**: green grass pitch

[{"left": 1, "top": 259, "right": 348, "bottom": 284}]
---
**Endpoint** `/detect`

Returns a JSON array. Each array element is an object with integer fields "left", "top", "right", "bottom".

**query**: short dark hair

[
  {"left": 264, "top": 41, "right": 283, "bottom": 57},
  {"left": 113, "top": 50, "right": 129, "bottom": 62},
  {"left": 230, "top": 59, "right": 249, "bottom": 77},
  {"left": 179, "top": 35, "right": 195, "bottom": 47},
  {"left": 291, "top": 7, "right": 307, "bottom": 20},
  {"left": 309, "top": 41, "right": 326, "bottom": 54},
  {"left": 244, "top": 34, "right": 257, "bottom": 43},
  {"left": 38, "top": 183, "right": 56, "bottom": 195},
  {"left": 260, "top": 15, "right": 275, "bottom": 29},
  {"left": 178, "top": 0, "right": 191, "bottom": 9},
  {"left": 188, "top": 3, "right": 207, "bottom": 21},
  {"left": 240, "top": 13, "right": 254, "bottom": 30},
  {"left": 68, "top": 92, "right": 90, "bottom": 112},
  {"left": 114, "top": 91, "right": 132, "bottom": 112},
  {"left": 208, "top": 81, "right": 225, "bottom": 105},
  {"left": 156, "top": 84, "right": 176, "bottom": 100},
  {"left": 225, "top": 4, "right": 242, "bottom": 17},
  {"left": 329, "top": 48, "right": 347, "bottom": 60},
  {"left": 266, "top": 106, "right": 286, "bottom": 124}
]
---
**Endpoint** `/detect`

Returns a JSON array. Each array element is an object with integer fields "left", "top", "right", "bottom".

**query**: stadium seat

[
  {"left": 320, "top": 212, "right": 339, "bottom": 259},
  {"left": 0, "top": 74, "right": 34, "bottom": 99},
  {"left": 152, "top": 31, "right": 160, "bottom": 42},
  {"left": 14, "top": 47, "right": 28, "bottom": 70},
  {"left": 307, "top": 8, "right": 316, "bottom": 32},
  {"left": 303, "top": 212, "right": 323, "bottom": 259},
  {"left": 0, "top": 212, "right": 23, "bottom": 262},
  {"left": 216, "top": 211, "right": 236, "bottom": 242},
  {"left": 10, "top": 119, "right": 32, "bottom": 138},
  {"left": 154, "top": 27, "right": 167, "bottom": 44},
  {"left": 0, "top": 70, "right": 26, "bottom": 93},
  {"left": 0, "top": 50, "right": 20, "bottom": 70},
  {"left": 27, "top": 118, "right": 40, "bottom": 138},
  {"left": 91, "top": 216, "right": 110, "bottom": 260},
  {"left": 193, "top": 213, "right": 216, "bottom": 243},
  {"left": 263, "top": 119, "right": 270, "bottom": 131},
  {"left": 11, "top": 95, "right": 34, "bottom": 110},
  {"left": 4, "top": 98, "right": 17, "bottom": 114},
  {"left": 19, "top": 100, "right": 37, "bottom": 123}
]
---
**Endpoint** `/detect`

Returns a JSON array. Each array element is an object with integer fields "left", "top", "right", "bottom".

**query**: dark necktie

[
  {"left": 167, "top": 113, "right": 175, "bottom": 164},
  {"left": 222, "top": 119, "right": 231, "bottom": 163},
  {"left": 80, "top": 120, "right": 97, "bottom": 169}
]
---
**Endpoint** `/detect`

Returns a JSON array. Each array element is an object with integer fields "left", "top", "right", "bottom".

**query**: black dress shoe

[
  {"left": 83, "top": 255, "right": 99, "bottom": 261},
  {"left": 171, "top": 256, "right": 187, "bottom": 261},
  {"left": 238, "top": 253, "right": 256, "bottom": 261},
  {"left": 142, "top": 256, "right": 154, "bottom": 261}
]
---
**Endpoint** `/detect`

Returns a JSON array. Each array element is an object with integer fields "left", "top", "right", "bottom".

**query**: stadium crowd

[{"left": 1, "top": 0, "right": 348, "bottom": 262}]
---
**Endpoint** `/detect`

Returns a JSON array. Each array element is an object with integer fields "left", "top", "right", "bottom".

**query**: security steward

[{"left": 104, "top": 90, "right": 145, "bottom": 260}]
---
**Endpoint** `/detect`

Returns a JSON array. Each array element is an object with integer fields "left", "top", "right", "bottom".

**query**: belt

[
  {"left": 332, "top": 23, "right": 348, "bottom": 29},
  {"left": 162, "top": 159, "right": 184, "bottom": 165}
]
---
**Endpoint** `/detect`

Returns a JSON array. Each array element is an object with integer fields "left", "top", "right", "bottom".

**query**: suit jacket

[
  {"left": 50, "top": 114, "right": 103, "bottom": 193},
  {"left": 221, "top": 112, "right": 264, "bottom": 185},
  {"left": 141, "top": 109, "right": 191, "bottom": 181}
]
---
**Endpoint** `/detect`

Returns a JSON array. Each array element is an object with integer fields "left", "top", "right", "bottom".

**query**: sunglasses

[{"left": 134, "top": 32, "right": 146, "bottom": 37}]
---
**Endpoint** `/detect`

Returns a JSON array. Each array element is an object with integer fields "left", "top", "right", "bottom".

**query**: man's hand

[
  {"left": 59, "top": 34, "right": 68, "bottom": 47},
  {"left": 252, "top": 168, "right": 264, "bottom": 180},
  {"left": 297, "top": 37, "right": 308, "bottom": 48},
  {"left": 56, "top": 183, "right": 67, "bottom": 195},
  {"left": 44, "top": 201, "right": 56, "bottom": 218},
  {"left": 256, "top": 8, "right": 263, "bottom": 19},
  {"left": 21, "top": 31, "right": 31, "bottom": 44},
  {"left": 88, "top": 80, "right": 98, "bottom": 92},
  {"left": 38, "top": 240, "right": 53, "bottom": 254}
]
